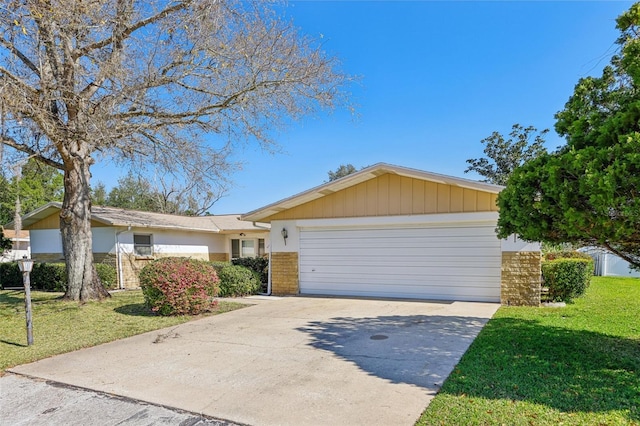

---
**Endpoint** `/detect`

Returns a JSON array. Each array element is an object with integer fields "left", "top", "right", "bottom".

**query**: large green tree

[
  {"left": 0, "top": 159, "right": 64, "bottom": 225},
  {"left": 0, "top": 0, "right": 350, "bottom": 301},
  {"left": 327, "top": 163, "right": 359, "bottom": 182},
  {"left": 497, "top": 3, "right": 640, "bottom": 268},
  {"left": 465, "top": 124, "right": 548, "bottom": 186}
]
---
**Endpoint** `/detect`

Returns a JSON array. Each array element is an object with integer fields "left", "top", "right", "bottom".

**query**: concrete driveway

[{"left": 8, "top": 296, "right": 499, "bottom": 426}]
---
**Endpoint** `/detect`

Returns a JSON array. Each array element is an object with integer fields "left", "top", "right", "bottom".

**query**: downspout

[
  {"left": 266, "top": 241, "right": 272, "bottom": 296},
  {"left": 253, "top": 221, "right": 272, "bottom": 295},
  {"left": 115, "top": 226, "right": 131, "bottom": 290}
]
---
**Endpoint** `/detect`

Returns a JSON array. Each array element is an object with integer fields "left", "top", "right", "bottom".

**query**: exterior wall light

[{"left": 281, "top": 228, "right": 288, "bottom": 245}]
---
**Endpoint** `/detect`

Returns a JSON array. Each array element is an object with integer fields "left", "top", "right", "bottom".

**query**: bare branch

[
  {"left": 0, "top": 36, "right": 40, "bottom": 77},
  {"left": 0, "top": 134, "right": 64, "bottom": 170},
  {"left": 75, "top": 1, "right": 192, "bottom": 58}
]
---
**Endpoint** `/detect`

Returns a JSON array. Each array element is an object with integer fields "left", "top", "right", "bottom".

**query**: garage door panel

[
  {"left": 298, "top": 223, "right": 501, "bottom": 302},
  {"left": 301, "top": 226, "right": 496, "bottom": 240},
  {"left": 300, "top": 282, "right": 500, "bottom": 302},
  {"left": 300, "top": 271, "right": 500, "bottom": 286},
  {"left": 300, "top": 235, "right": 501, "bottom": 249},
  {"left": 300, "top": 265, "right": 500, "bottom": 277},
  {"left": 300, "top": 247, "right": 499, "bottom": 258},
  {"left": 300, "top": 257, "right": 500, "bottom": 268}
]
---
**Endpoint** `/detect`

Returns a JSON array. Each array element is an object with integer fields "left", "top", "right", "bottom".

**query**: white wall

[
  {"left": 501, "top": 234, "right": 541, "bottom": 252},
  {"left": 93, "top": 228, "right": 116, "bottom": 253},
  {"left": 270, "top": 220, "right": 299, "bottom": 252},
  {"left": 30, "top": 229, "right": 63, "bottom": 253},
  {"left": 116, "top": 228, "right": 224, "bottom": 256},
  {"left": 30, "top": 226, "right": 270, "bottom": 259},
  {"left": 29, "top": 228, "right": 116, "bottom": 254}
]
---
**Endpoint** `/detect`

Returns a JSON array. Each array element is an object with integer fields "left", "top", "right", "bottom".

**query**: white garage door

[{"left": 299, "top": 224, "right": 501, "bottom": 302}]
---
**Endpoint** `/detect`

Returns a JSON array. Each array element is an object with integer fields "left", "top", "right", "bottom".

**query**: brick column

[
  {"left": 501, "top": 251, "right": 542, "bottom": 306},
  {"left": 271, "top": 252, "right": 299, "bottom": 296}
]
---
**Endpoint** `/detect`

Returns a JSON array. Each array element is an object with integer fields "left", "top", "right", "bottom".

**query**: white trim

[{"left": 296, "top": 212, "right": 499, "bottom": 229}]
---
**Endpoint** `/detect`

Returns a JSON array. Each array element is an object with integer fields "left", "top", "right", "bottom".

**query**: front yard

[
  {"left": 0, "top": 290, "right": 246, "bottom": 373},
  {"left": 418, "top": 276, "right": 640, "bottom": 425}
]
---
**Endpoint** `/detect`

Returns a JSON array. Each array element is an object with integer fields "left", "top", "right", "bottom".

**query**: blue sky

[{"left": 91, "top": 1, "right": 634, "bottom": 214}]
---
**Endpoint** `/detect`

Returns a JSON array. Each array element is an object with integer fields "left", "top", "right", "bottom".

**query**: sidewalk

[{"left": 0, "top": 373, "right": 238, "bottom": 426}]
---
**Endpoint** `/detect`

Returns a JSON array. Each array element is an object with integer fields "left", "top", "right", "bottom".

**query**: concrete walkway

[
  {"left": 7, "top": 296, "right": 499, "bottom": 426},
  {"left": 1, "top": 373, "right": 238, "bottom": 426}
]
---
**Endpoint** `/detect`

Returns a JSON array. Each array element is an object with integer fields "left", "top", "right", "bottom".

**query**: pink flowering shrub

[{"left": 139, "top": 257, "right": 219, "bottom": 316}]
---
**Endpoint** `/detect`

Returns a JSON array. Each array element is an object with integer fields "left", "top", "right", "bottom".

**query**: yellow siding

[
  {"left": 27, "top": 212, "right": 108, "bottom": 229},
  {"left": 28, "top": 212, "right": 60, "bottom": 229},
  {"left": 263, "top": 173, "right": 499, "bottom": 221}
]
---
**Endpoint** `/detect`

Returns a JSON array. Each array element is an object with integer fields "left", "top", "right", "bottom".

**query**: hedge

[
  {"left": 217, "top": 264, "right": 261, "bottom": 297},
  {"left": 544, "top": 250, "right": 593, "bottom": 262},
  {"left": 0, "top": 262, "right": 117, "bottom": 291},
  {"left": 231, "top": 256, "right": 269, "bottom": 285},
  {"left": 542, "top": 258, "right": 593, "bottom": 302}
]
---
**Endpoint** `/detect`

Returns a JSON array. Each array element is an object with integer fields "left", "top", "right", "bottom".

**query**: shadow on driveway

[{"left": 297, "top": 314, "right": 489, "bottom": 388}]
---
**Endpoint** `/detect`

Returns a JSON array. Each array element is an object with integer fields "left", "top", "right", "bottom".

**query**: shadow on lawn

[
  {"left": 0, "top": 291, "right": 62, "bottom": 305},
  {"left": 297, "top": 314, "right": 490, "bottom": 389},
  {"left": 114, "top": 303, "right": 154, "bottom": 316},
  {"left": 440, "top": 317, "right": 640, "bottom": 420}
]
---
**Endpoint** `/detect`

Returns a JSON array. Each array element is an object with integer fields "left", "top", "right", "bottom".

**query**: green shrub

[
  {"left": 217, "top": 264, "right": 261, "bottom": 297},
  {"left": 95, "top": 263, "right": 117, "bottom": 289},
  {"left": 231, "top": 256, "right": 269, "bottom": 286},
  {"left": 209, "top": 261, "right": 231, "bottom": 273},
  {"left": 544, "top": 250, "right": 592, "bottom": 262},
  {"left": 139, "top": 257, "right": 219, "bottom": 316},
  {"left": 542, "top": 258, "right": 594, "bottom": 302},
  {"left": 32, "top": 263, "right": 67, "bottom": 291},
  {"left": 0, "top": 261, "right": 117, "bottom": 292},
  {"left": 0, "top": 262, "right": 21, "bottom": 289}
]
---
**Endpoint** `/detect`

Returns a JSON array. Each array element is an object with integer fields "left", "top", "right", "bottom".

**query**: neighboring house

[
  {"left": 579, "top": 247, "right": 640, "bottom": 278},
  {"left": 243, "top": 163, "right": 541, "bottom": 306},
  {"left": 1, "top": 229, "right": 30, "bottom": 262},
  {"left": 10, "top": 203, "right": 270, "bottom": 289}
]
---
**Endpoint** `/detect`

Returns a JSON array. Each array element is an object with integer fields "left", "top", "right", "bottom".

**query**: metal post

[
  {"left": 23, "top": 269, "right": 33, "bottom": 346},
  {"left": 19, "top": 256, "right": 34, "bottom": 346}
]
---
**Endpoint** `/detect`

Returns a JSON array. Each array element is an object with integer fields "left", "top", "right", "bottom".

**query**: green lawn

[
  {"left": 418, "top": 276, "right": 640, "bottom": 426},
  {"left": 0, "top": 290, "right": 246, "bottom": 373}
]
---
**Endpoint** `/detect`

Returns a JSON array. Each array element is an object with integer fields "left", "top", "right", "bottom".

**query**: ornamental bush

[
  {"left": 231, "top": 256, "right": 269, "bottom": 283},
  {"left": 139, "top": 257, "right": 219, "bottom": 316},
  {"left": 217, "top": 264, "right": 261, "bottom": 297},
  {"left": 542, "top": 258, "right": 593, "bottom": 303}
]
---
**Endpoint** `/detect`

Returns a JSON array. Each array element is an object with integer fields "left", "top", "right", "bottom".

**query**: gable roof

[
  {"left": 242, "top": 163, "right": 503, "bottom": 222},
  {"left": 7, "top": 202, "right": 269, "bottom": 233}
]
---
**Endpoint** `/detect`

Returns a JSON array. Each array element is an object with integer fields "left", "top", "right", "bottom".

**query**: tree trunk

[{"left": 60, "top": 156, "right": 110, "bottom": 301}]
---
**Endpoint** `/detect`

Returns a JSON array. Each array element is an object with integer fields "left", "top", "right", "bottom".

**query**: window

[
  {"left": 231, "top": 239, "right": 240, "bottom": 259},
  {"left": 134, "top": 234, "right": 153, "bottom": 256},
  {"left": 241, "top": 240, "right": 255, "bottom": 257},
  {"left": 231, "top": 238, "right": 261, "bottom": 258}
]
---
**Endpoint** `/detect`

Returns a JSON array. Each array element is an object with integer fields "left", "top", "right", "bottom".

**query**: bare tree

[{"left": 0, "top": 0, "right": 351, "bottom": 301}]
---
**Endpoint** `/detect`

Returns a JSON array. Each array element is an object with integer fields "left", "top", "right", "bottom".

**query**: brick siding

[
  {"left": 271, "top": 252, "right": 299, "bottom": 295},
  {"left": 501, "top": 251, "right": 542, "bottom": 306}
]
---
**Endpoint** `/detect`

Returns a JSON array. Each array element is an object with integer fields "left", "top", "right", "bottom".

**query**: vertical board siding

[{"left": 265, "top": 173, "right": 499, "bottom": 221}]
